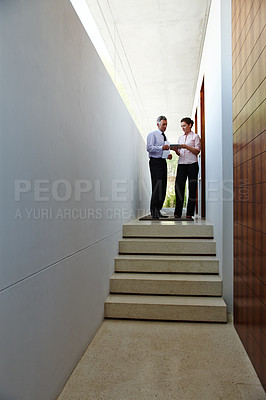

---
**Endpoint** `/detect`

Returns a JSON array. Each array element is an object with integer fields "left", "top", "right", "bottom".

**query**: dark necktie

[{"left": 161, "top": 132, "right": 167, "bottom": 142}]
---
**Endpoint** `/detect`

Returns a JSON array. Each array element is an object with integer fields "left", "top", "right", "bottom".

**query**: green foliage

[
  {"left": 167, "top": 155, "right": 178, "bottom": 177},
  {"left": 163, "top": 157, "right": 186, "bottom": 208},
  {"left": 164, "top": 189, "right": 176, "bottom": 208}
]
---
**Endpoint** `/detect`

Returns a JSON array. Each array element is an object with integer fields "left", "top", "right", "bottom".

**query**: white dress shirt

[
  {"left": 178, "top": 131, "right": 201, "bottom": 164},
  {"left": 147, "top": 129, "right": 167, "bottom": 158}
]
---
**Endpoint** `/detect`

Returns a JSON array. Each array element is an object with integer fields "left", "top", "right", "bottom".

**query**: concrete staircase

[{"left": 105, "top": 219, "right": 227, "bottom": 322}]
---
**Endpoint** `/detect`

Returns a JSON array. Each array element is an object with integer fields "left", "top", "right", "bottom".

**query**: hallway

[
  {"left": 1, "top": 1, "right": 265, "bottom": 398},
  {"left": 57, "top": 319, "right": 265, "bottom": 400}
]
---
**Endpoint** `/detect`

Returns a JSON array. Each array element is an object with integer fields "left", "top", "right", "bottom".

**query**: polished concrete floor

[{"left": 57, "top": 319, "right": 265, "bottom": 400}]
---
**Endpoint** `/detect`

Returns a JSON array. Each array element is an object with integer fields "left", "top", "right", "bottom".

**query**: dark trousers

[
  {"left": 149, "top": 157, "right": 167, "bottom": 213},
  {"left": 174, "top": 162, "right": 199, "bottom": 217}
]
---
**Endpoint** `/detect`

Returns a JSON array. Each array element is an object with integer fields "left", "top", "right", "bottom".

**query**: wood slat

[
  {"left": 233, "top": 132, "right": 265, "bottom": 167},
  {"left": 234, "top": 237, "right": 265, "bottom": 282},
  {"left": 233, "top": 102, "right": 265, "bottom": 153},
  {"left": 234, "top": 182, "right": 262, "bottom": 203},
  {"left": 232, "top": 0, "right": 263, "bottom": 64},
  {"left": 233, "top": 48, "right": 266, "bottom": 111},
  {"left": 233, "top": 80, "right": 265, "bottom": 132},
  {"left": 232, "top": 0, "right": 265, "bottom": 389},
  {"left": 235, "top": 257, "right": 264, "bottom": 301},
  {"left": 232, "top": 0, "right": 242, "bottom": 37},
  {"left": 233, "top": 28, "right": 266, "bottom": 96},
  {"left": 234, "top": 224, "right": 264, "bottom": 253},
  {"left": 234, "top": 297, "right": 266, "bottom": 383},
  {"left": 233, "top": 275, "right": 265, "bottom": 343}
]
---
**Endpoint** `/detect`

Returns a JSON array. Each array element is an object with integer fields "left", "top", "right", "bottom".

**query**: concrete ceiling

[{"left": 85, "top": 0, "right": 211, "bottom": 141}]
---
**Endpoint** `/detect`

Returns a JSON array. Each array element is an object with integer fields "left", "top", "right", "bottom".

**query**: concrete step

[
  {"left": 119, "top": 238, "right": 216, "bottom": 255},
  {"left": 105, "top": 294, "right": 227, "bottom": 322},
  {"left": 123, "top": 219, "right": 214, "bottom": 238},
  {"left": 110, "top": 273, "right": 222, "bottom": 296},
  {"left": 115, "top": 255, "right": 219, "bottom": 274}
]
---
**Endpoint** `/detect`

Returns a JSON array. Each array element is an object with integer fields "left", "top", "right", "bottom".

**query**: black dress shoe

[{"left": 151, "top": 210, "right": 159, "bottom": 219}]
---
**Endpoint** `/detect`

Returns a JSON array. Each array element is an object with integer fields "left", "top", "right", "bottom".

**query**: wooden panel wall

[{"left": 232, "top": 0, "right": 265, "bottom": 390}]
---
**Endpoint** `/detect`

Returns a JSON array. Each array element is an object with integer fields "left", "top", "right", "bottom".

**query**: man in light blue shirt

[{"left": 147, "top": 116, "right": 171, "bottom": 219}]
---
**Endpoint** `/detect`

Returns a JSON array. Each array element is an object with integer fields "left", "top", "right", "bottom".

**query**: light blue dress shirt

[{"left": 146, "top": 129, "right": 167, "bottom": 158}]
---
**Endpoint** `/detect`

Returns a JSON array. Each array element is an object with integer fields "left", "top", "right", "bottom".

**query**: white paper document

[{"left": 162, "top": 141, "right": 170, "bottom": 159}]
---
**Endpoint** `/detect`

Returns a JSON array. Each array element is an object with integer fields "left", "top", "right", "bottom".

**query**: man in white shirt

[{"left": 146, "top": 116, "right": 171, "bottom": 219}]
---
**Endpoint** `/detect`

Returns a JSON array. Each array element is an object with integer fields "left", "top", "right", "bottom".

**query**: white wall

[
  {"left": 192, "top": 0, "right": 233, "bottom": 311},
  {"left": 0, "top": 1, "right": 150, "bottom": 399}
]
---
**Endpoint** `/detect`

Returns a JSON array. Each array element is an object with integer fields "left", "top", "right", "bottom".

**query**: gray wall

[
  {"left": 0, "top": 1, "right": 150, "bottom": 399},
  {"left": 192, "top": 0, "right": 233, "bottom": 312}
]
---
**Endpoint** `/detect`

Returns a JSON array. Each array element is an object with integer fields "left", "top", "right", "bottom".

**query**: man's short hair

[{"left": 157, "top": 116, "right": 167, "bottom": 123}]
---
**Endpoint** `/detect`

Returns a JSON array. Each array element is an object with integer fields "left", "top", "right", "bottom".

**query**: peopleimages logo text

[
  {"left": 14, "top": 207, "right": 148, "bottom": 220},
  {"left": 14, "top": 179, "right": 149, "bottom": 202},
  {"left": 13, "top": 179, "right": 151, "bottom": 221},
  {"left": 14, "top": 178, "right": 248, "bottom": 205}
]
